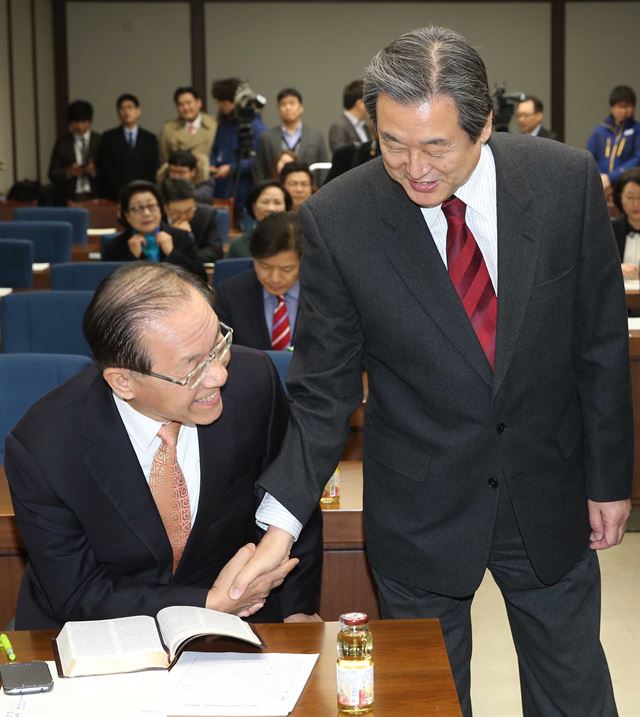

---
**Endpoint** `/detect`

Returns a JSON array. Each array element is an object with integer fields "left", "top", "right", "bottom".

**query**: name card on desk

[{"left": 625, "top": 279, "right": 640, "bottom": 291}]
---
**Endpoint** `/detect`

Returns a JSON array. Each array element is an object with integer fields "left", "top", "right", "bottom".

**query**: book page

[
  {"left": 156, "top": 606, "right": 262, "bottom": 662},
  {"left": 149, "top": 651, "right": 319, "bottom": 716},
  {"left": 57, "top": 615, "right": 168, "bottom": 677}
]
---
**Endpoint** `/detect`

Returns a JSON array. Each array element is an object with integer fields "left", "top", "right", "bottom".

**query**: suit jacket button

[
  {"left": 488, "top": 478, "right": 499, "bottom": 488},
  {"left": 496, "top": 422, "right": 506, "bottom": 433}
]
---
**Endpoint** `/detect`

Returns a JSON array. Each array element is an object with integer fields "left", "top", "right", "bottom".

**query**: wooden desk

[{"left": 0, "top": 620, "right": 461, "bottom": 715}]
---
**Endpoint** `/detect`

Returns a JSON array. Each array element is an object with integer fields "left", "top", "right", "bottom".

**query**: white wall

[
  {"left": 66, "top": 1, "right": 191, "bottom": 136},
  {"left": 566, "top": 2, "right": 640, "bottom": 147},
  {"left": 204, "top": 2, "right": 550, "bottom": 138}
]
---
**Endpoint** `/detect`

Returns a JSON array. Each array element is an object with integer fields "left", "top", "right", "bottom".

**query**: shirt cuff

[{"left": 256, "top": 492, "right": 303, "bottom": 541}]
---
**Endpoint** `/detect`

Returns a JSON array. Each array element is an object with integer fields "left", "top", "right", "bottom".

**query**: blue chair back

[
  {"left": 213, "top": 258, "right": 253, "bottom": 290},
  {"left": 14, "top": 206, "right": 89, "bottom": 245},
  {"left": 0, "top": 221, "right": 73, "bottom": 263},
  {"left": 50, "top": 262, "right": 125, "bottom": 290},
  {"left": 264, "top": 350, "right": 293, "bottom": 393},
  {"left": 0, "top": 353, "right": 93, "bottom": 462},
  {"left": 215, "top": 206, "right": 230, "bottom": 247},
  {"left": 1, "top": 291, "right": 94, "bottom": 356},
  {"left": 0, "top": 239, "right": 34, "bottom": 288}
]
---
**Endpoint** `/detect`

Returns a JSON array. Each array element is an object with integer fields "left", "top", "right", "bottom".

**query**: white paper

[
  {"left": 31, "top": 263, "right": 50, "bottom": 272},
  {"left": 146, "top": 651, "right": 319, "bottom": 716},
  {"left": 0, "top": 661, "right": 167, "bottom": 717},
  {"left": 0, "top": 288, "right": 13, "bottom": 297},
  {"left": 628, "top": 318, "right": 640, "bottom": 331},
  {"left": 87, "top": 228, "right": 117, "bottom": 236}
]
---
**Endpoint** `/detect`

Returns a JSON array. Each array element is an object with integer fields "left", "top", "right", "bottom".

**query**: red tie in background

[
  {"left": 271, "top": 295, "right": 291, "bottom": 350},
  {"left": 148, "top": 421, "right": 191, "bottom": 573},
  {"left": 441, "top": 196, "right": 497, "bottom": 369}
]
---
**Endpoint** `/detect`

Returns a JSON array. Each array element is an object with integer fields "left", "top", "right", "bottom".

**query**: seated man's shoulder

[{"left": 221, "top": 345, "right": 277, "bottom": 403}]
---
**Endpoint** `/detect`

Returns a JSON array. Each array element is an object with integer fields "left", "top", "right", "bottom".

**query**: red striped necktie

[
  {"left": 442, "top": 196, "right": 497, "bottom": 369},
  {"left": 271, "top": 295, "right": 291, "bottom": 350}
]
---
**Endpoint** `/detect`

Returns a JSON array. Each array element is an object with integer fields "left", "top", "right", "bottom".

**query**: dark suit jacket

[
  {"left": 190, "top": 204, "right": 223, "bottom": 262},
  {"left": 97, "top": 126, "right": 159, "bottom": 200},
  {"left": 328, "top": 114, "right": 370, "bottom": 152},
  {"left": 102, "top": 223, "right": 206, "bottom": 281},
  {"left": 326, "top": 140, "right": 379, "bottom": 183},
  {"left": 216, "top": 271, "right": 298, "bottom": 350},
  {"left": 537, "top": 126, "right": 561, "bottom": 141},
  {"left": 48, "top": 132, "right": 102, "bottom": 203},
  {"left": 612, "top": 216, "right": 632, "bottom": 260},
  {"left": 256, "top": 125, "right": 328, "bottom": 180},
  {"left": 5, "top": 348, "right": 322, "bottom": 629},
  {"left": 258, "top": 133, "right": 632, "bottom": 598}
]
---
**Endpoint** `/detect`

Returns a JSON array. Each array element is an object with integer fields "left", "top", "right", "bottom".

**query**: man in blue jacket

[{"left": 587, "top": 85, "right": 640, "bottom": 192}]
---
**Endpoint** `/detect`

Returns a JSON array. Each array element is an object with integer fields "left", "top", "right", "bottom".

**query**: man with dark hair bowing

[
  {"left": 5, "top": 263, "right": 321, "bottom": 629},
  {"left": 230, "top": 26, "right": 632, "bottom": 715}
]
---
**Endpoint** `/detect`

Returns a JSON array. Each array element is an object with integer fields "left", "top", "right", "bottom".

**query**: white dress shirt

[
  {"left": 344, "top": 110, "right": 369, "bottom": 143},
  {"left": 73, "top": 130, "right": 92, "bottom": 194},
  {"left": 622, "top": 231, "right": 640, "bottom": 266},
  {"left": 113, "top": 393, "right": 201, "bottom": 527},
  {"left": 256, "top": 141, "right": 499, "bottom": 540}
]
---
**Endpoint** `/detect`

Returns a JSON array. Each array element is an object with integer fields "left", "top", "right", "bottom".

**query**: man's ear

[{"left": 102, "top": 367, "right": 136, "bottom": 400}]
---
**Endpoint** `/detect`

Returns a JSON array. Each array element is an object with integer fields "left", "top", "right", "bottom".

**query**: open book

[{"left": 55, "top": 605, "right": 262, "bottom": 678}]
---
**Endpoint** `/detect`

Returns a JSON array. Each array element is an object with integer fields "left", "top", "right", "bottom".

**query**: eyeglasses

[
  {"left": 516, "top": 112, "right": 537, "bottom": 119},
  {"left": 127, "top": 202, "right": 160, "bottom": 215},
  {"left": 141, "top": 322, "right": 233, "bottom": 389}
]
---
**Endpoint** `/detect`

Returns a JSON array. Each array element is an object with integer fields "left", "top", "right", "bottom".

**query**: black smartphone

[{"left": 0, "top": 661, "right": 54, "bottom": 694}]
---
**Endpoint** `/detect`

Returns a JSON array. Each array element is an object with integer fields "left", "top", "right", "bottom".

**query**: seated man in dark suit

[
  {"left": 102, "top": 180, "right": 206, "bottom": 281},
  {"left": 516, "top": 96, "right": 560, "bottom": 141},
  {"left": 48, "top": 100, "right": 101, "bottom": 204},
  {"left": 157, "top": 149, "right": 215, "bottom": 204},
  {"left": 97, "top": 93, "right": 159, "bottom": 200},
  {"left": 217, "top": 212, "right": 301, "bottom": 350},
  {"left": 161, "top": 178, "right": 223, "bottom": 263},
  {"left": 5, "top": 262, "right": 322, "bottom": 629}
]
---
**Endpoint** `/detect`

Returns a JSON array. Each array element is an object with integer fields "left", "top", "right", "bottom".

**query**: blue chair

[
  {"left": 264, "top": 350, "right": 293, "bottom": 393},
  {"left": 213, "top": 258, "right": 253, "bottom": 290},
  {"left": 0, "top": 240, "right": 34, "bottom": 288},
  {"left": 0, "top": 221, "right": 73, "bottom": 264},
  {"left": 1, "top": 291, "right": 94, "bottom": 356},
  {"left": 0, "top": 353, "right": 93, "bottom": 463},
  {"left": 50, "top": 262, "right": 125, "bottom": 290},
  {"left": 14, "top": 206, "right": 89, "bottom": 245}
]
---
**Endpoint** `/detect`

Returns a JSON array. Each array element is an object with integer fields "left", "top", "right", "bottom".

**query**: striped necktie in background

[{"left": 271, "top": 295, "right": 291, "bottom": 350}]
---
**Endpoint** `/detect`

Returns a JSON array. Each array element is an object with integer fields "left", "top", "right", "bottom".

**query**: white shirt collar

[{"left": 113, "top": 392, "right": 175, "bottom": 454}]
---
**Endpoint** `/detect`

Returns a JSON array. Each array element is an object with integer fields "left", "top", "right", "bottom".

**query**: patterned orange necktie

[
  {"left": 148, "top": 421, "right": 191, "bottom": 573},
  {"left": 442, "top": 196, "right": 498, "bottom": 369},
  {"left": 271, "top": 295, "right": 291, "bottom": 350}
]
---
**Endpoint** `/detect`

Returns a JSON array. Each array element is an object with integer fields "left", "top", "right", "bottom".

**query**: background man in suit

[
  {"left": 97, "top": 93, "right": 159, "bottom": 200},
  {"left": 516, "top": 95, "right": 560, "bottom": 140},
  {"left": 159, "top": 86, "right": 217, "bottom": 185},
  {"left": 328, "top": 79, "right": 372, "bottom": 151},
  {"left": 5, "top": 262, "right": 322, "bottom": 629},
  {"left": 157, "top": 149, "right": 215, "bottom": 204},
  {"left": 217, "top": 212, "right": 301, "bottom": 350},
  {"left": 256, "top": 88, "right": 328, "bottom": 180},
  {"left": 230, "top": 26, "right": 633, "bottom": 716},
  {"left": 161, "top": 178, "right": 223, "bottom": 263},
  {"left": 48, "top": 99, "right": 101, "bottom": 204}
]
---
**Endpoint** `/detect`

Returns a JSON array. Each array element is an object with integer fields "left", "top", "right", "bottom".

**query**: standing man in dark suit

[
  {"left": 256, "top": 88, "right": 328, "bottom": 180},
  {"left": 97, "top": 94, "right": 159, "bottom": 200},
  {"left": 48, "top": 100, "right": 101, "bottom": 204},
  {"left": 230, "top": 26, "right": 632, "bottom": 716},
  {"left": 516, "top": 95, "right": 560, "bottom": 141},
  {"left": 5, "top": 262, "right": 322, "bottom": 629},
  {"left": 328, "top": 79, "right": 372, "bottom": 152}
]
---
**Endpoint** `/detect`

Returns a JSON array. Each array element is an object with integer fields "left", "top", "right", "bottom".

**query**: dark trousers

[{"left": 373, "top": 483, "right": 617, "bottom": 717}]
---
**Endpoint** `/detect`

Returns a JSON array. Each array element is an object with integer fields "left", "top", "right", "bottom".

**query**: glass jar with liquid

[{"left": 336, "top": 612, "right": 374, "bottom": 713}]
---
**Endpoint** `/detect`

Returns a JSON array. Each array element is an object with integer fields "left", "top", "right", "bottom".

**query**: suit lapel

[
  {"left": 80, "top": 374, "right": 171, "bottom": 568},
  {"left": 375, "top": 167, "right": 494, "bottom": 386},
  {"left": 489, "top": 137, "right": 541, "bottom": 398}
]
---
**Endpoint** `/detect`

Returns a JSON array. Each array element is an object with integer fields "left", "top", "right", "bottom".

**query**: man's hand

[
  {"left": 84, "top": 159, "right": 96, "bottom": 176},
  {"left": 207, "top": 543, "right": 299, "bottom": 617},
  {"left": 170, "top": 218, "right": 192, "bottom": 233},
  {"left": 588, "top": 498, "right": 631, "bottom": 550},
  {"left": 621, "top": 263, "right": 639, "bottom": 280},
  {"left": 229, "top": 526, "right": 295, "bottom": 601},
  {"left": 212, "top": 164, "right": 232, "bottom": 179},
  {"left": 156, "top": 231, "right": 174, "bottom": 256},
  {"left": 284, "top": 613, "right": 323, "bottom": 623},
  {"left": 127, "top": 233, "right": 146, "bottom": 258},
  {"left": 68, "top": 163, "right": 83, "bottom": 178}
]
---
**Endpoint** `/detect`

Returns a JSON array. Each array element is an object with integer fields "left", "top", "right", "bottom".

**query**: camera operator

[{"left": 210, "top": 79, "right": 267, "bottom": 228}]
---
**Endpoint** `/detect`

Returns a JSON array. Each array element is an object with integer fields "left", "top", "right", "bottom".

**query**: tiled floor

[{"left": 471, "top": 533, "right": 640, "bottom": 716}]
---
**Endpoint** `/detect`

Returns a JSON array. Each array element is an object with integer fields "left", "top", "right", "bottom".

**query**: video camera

[{"left": 492, "top": 86, "right": 526, "bottom": 132}]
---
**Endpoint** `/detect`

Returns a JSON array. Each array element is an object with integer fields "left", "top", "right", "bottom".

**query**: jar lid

[{"left": 340, "top": 612, "right": 369, "bottom": 626}]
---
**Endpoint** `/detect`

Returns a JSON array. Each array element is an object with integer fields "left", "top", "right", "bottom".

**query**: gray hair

[
  {"left": 83, "top": 262, "right": 214, "bottom": 371},
  {"left": 363, "top": 26, "right": 493, "bottom": 142}
]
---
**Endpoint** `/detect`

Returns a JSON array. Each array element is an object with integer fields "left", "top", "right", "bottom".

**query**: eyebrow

[{"left": 380, "top": 131, "right": 449, "bottom": 147}]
